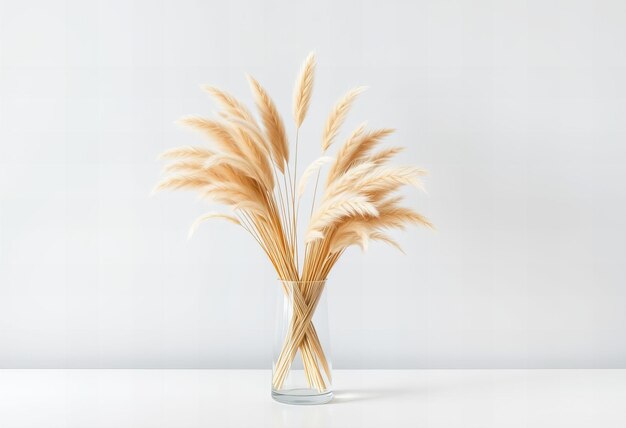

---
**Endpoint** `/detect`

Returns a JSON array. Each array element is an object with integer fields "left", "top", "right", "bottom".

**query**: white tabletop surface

[{"left": 0, "top": 369, "right": 624, "bottom": 428}]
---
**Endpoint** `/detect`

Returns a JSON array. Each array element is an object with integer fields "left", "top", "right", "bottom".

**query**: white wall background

[{"left": 1, "top": 0, "right": 625, "bottom": 368}]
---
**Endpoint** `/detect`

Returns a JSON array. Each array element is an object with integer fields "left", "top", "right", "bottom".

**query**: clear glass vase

[{"left": 272, "top": 280, "right": 333, "bottom": 405}]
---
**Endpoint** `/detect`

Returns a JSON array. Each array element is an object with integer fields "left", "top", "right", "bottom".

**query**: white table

[{"left": 0, "top": 369, "right": 624, "bottom": 427}]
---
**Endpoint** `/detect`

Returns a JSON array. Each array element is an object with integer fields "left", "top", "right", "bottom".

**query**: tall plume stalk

[{"left": 155, "top": 53, "right": 432, "bottom": 392}]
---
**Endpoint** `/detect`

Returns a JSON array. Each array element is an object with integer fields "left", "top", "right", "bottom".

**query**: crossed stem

[{"left": 272, "top": 282, "right": 331, "bottom": 392}]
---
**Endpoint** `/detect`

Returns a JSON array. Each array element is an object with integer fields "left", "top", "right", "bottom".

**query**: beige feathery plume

[
  {"left": 374, "top": 196, "right": 434, "bottom": 229},
  {"left": 323, "top": 160, "right": 378, "bottom": 197},
  {"left": 366, "top": 146, "right": 404, "bottom": 165},
  {"left": 293, "top": 52, "right": 316, "bottom": 128},
  {"left": 359, "top": 166, "right": 427, "bottom": 194},
  {"left": 158, "top": 146, "right": 214, "bottom": 160},
  {"left": 321, "top": 87, "right": 367, "bottom": 152},
  {"left": 327, "top": 127, "right": 395, "bottom": 183},
  {"left": 188, "top": 212, "right": 241, "bottom": 239},
  {"left": 202, "top": 85, "right": 254, "bottom": 122},
  {"left": 226, "top": 116, "right": 272, "bottom": 155},
  {"left": 328, "top": 224, "right": 370, "bottom": 253},
  {"left": 331, "top": 203, "right": 433, "bottom": 240},
  {"left": 333, "top": 166, "right": 427, "bottom": 199},
  {"left": 297, "top": 156, "right": 333, "bottom": 198},
  {"left": 178, "top": 115, "right": 273, "bottom": 190},
  {"left": 329, "top": 231, "right": 358, "bottom": 253},
  {"left": 329, "top": 229, "right": 405, "bottom": 254},
  {"left": 177, "top": 116, "right": 243, "bottom": 158},
  {"left": 329, "top": 224, "right": 407, "bottom": 254},
  {"left": 163, "top": 160, "right": 207, "bottom": 174},
  {"left": 201, "top": 153, "right": 249, "bottom": 173},
  {"left": 201, "top": 181, "right": 267, "bottom": 214},
  {"left": 369, "top": 232, "right": 405, "bottom": 253},
  {"left": 306, "top": 194, "right": 379, "bottom": 242},
  {"left": 227, "top": 118, "right": 275, "bottom": 190},
  {"left": 153, "top": 173, "right": 211, "bottom": 194},
  {"left": 247, "top": 75, "right": 290, "bottom": 172}
]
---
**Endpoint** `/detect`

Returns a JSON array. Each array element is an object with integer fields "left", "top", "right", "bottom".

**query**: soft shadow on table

[
  {"left": 331, "top": 388, "right": 415, "bottom": 404},
  {"left": 331, "top": 371, "right": 530, "bottom": 405}
]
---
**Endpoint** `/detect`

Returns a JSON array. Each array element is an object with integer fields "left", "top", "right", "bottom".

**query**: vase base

[{"left": 272, "top": 388, "right": 333, "bottom": 405}]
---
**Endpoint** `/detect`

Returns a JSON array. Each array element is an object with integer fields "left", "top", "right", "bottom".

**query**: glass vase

[{"left": 271, "top": 280, "right": 333, "bottom": 405}]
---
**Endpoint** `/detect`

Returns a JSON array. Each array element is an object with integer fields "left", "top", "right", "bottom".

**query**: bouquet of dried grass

[{"left": 155, "top": 53, "right": 432, "bottom": 392}]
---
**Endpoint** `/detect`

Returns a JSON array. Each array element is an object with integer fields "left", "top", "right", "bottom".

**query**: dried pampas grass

[
  {"left": 322, "top": 87, "right": 366, "bottom": 152},
  {"left": 293, "top": 52, "right": 316, "bottom": 128},
  {"left": 155, "top": 52, "right": 432, "bottom": 392}
]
